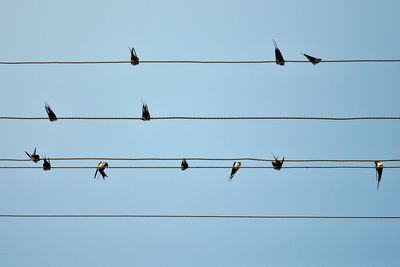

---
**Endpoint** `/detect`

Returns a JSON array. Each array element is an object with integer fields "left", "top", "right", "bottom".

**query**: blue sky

[{"left": 1, "top": 0, "right": 400, "bottom": 266}]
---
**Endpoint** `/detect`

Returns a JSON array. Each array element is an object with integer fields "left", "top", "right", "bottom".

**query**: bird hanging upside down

[
  {"left": 25, "top": 148, "right": 40, "bottom": 163},
  {"left": 229, "top": 162, "right": 241, "bottom": 181},
  {"left": 94, "top": 161, "right": 109, "bottom": 180},
  {"left": 375, "top": 161, "right": 383, "bottom": 190}
]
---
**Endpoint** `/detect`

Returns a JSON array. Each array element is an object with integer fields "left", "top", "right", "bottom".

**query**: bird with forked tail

[
  {"left": 25, "top": 148, "right": 40, "bottom": 163},
  {"left": 94, "top": 161, "right": 109, "bottom": 180},
  {"left": 272, "top": 154, "right": 285, "bottom": 170}
]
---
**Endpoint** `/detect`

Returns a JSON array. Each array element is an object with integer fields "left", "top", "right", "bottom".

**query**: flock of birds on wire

[
  {"left": 127, "top": 40, "right": 323, "bottom": 66},
  {"left": 14, "top": 39, "right": 384, "bottom": 190}
]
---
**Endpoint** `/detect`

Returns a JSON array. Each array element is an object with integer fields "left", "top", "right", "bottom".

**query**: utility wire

[
  {"left": 1, "top": 166, "right": 399, "bottom": 169},
  {"left": 1, "top": 116, "right": 400, "bottom": 121},
  {"left": 0, "top": 214, "right": 399, "bottom": 219},
  {"left": 1, "top": 157, "right": 399, "bottom": 162},
  {"left": 1, "top": 59, "right": 400, "bottom": 65}
]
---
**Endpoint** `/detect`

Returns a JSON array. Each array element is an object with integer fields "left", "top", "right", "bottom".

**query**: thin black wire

[
  {"left": 1, "top": 116, "right": 400, "bottom": 120},
  {"left": 0, "top": 166, "right": 399, "bottom": 169},
  {"left": 0, "top": 157, "right": 399, "bottom": 162},
  {"left": 0, "top": 214, "right": 398, "bottom": 219},
  {"left": 1, "top": 59, "right": 400, "bottom": 65}
]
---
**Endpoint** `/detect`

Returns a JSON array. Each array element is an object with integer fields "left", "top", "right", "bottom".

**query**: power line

[
  {"left": 0, "top": 166, "right": 399, "bottom": 169},
  {"left": 0, "top": 157, "right": 399, "bottom": 162},
  {"left": 1, "top": 59, "right": 400, "bottom": 65},
  {"left": 0, "top": 214, "right": 398, "bottom": 219},
  {"left": 1, "top": 116, "right": 400, "bottom": 121}
]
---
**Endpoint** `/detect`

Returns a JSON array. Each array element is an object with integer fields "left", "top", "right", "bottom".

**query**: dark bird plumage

[
  {"left": 181, "top": 159, "right": 189, "bottom": 171},
  {"left": 273, "top": 39, "right": 285, "bottom": 66},
  {"left": 94, "top": 161, "right": 109, "bottom": 180},
  {"left": 129, "top": 46, "right": 139, "bottom": 65},
  {"left": 229, "top": 162, "right": 241, "bottom": 181},
  {"left": 45, "top": 103, "right": 57, "bottom": 121},
  {"left": 42, "top": 157, "right": 51, "bottom": 171},
  {"left": 141, "top": 101, "right": 151, "bottom": 121},
  {"left": 272, "top": 155, "right": 285, "bottom": 170},
  {"left": 301, "top": 53, "right": 321, "bottom": 65},
  {"left": 25, "top": 148, "right": 40, "bottom": 163},
  {"left": 375, "top": 161, "right": 383, "bottom": 190}
]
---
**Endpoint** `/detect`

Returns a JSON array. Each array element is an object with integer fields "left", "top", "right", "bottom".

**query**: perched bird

[
  {"left": 272, "top": 155, "right": 285, "bottom": 170},
  {"left": 301, "top": 53, "right": 321, "bottom": 65},
  {"left": 42, "top": 157, "right": 51, "bottom": 171},
  {"left": 129, "top": 46, "right": 139, "bottom": 65},
  {"left": 273, "top": 39, "right": 285, "bottom": 65},
  {"left": 181, "top": 159, "right": 189, "bottom": 171},
  {"left": 375, "top": 161, "right": 384, "bottom": 190},
  {"left": 25, "top": 148, "right": 40, "bottom": 163},
  {"left": 44, "top": 103, "right": 57, "bottom": 121},
  {"left": 141, "top": 101, "right": 151, "bottom": 121},
  {"left": 94, "top": 161, "right": 109, "bottom": 179},
  {"left": 229, "top": 162, "right": 241, "bottom": 181}
]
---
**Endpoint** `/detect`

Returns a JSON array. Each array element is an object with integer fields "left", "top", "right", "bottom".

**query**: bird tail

[{"left": 272, "top": 39, "right": 278, "bottom": 49}]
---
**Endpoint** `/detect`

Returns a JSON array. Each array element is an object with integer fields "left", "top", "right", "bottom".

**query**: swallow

[
  {"left": 272, "top": 155, "right": 285, "bottom": 170},
  {"left": 301, "top": 53, "right": 321, "bottom": 65},
  {"left": 375, "top": 161, "right": 383, "bottom": 190},
  {"left": 129, "top": 46, "right": 139, "bottom": 65},
  {"left": 44, "top": 103, "right": 57, "bottom": 121},
  {"left": 273, "top": 39, "right": 285, "bottom": 65},
  {"left": 229, "top": 162, "right": 241, "bottom": 181},
  {"left": 141, "top": 101, "right": 151, "bottom": 121},
  {"left": 94, "top": 161, "right": 108, "bottom": 180},
  {"left": 42, "top": 157, "right": 51, "bottom": 171},
  {"left": 25, "top": 148, "right": 40, "bottom": 163},
  {"left": 181, "top": 159, "right": 189, "bottom": 171}
]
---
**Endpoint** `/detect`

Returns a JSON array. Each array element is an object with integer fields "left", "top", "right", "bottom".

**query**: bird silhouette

[
  {"left": 141, "top": 101, "right": 151, "bottom": 121},
  {"left": 181, "top": 159, "right": 189, "bottom": 171},
  {"left": 301, "top": 53, "right": 321, "bottom": 65},
  {"left": 94, "top": 161, "right": 109, "bottom": 179},
  {"left": 229, "top": 162, "right": 241, "bottom": 181},
  {"left": 273, "top": 39, "right": 285, "bottom": 66},
  {"left": 272, "top": 154, "right": 285, "bottom": 170},
  {"left": 375, "top": 161, "right": 383, "bottom": 190},
  {"left": 25, "top": 148, "right": 40, "bottom": 163},
  {"left": 45, "top": 103, "right": 57, "bottom": 121},
  {"left": 129, "top": 46, "right": 139, "bottom": 65},
  {"left": 42, "top": 157, "right": 51, "bottom": 171}
]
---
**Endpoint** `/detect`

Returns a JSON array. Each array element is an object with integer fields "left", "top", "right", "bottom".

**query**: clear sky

[{"left": 1, "top": 0, "right": 400, "bottom": 266}]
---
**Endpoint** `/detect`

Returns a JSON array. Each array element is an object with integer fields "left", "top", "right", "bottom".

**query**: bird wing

[{"left": 25, "top": 151, "right": 31, "bottom": 158}]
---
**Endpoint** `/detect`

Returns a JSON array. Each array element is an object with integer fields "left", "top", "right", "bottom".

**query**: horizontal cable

[
  {"left": 1, "top": 59, "right": 400, "bottom": 65},
  {"left": 1, "top": 116, "right": 400, "bottom": 121},
  {"left": 0, "top": 166, "right": 399, "bottom": 169},
  {"left": 0, "top": 214, "right": 398, "bottom": 219},
  {"left": 0, "top": 157, "right": 399, "bottom": 162}
]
